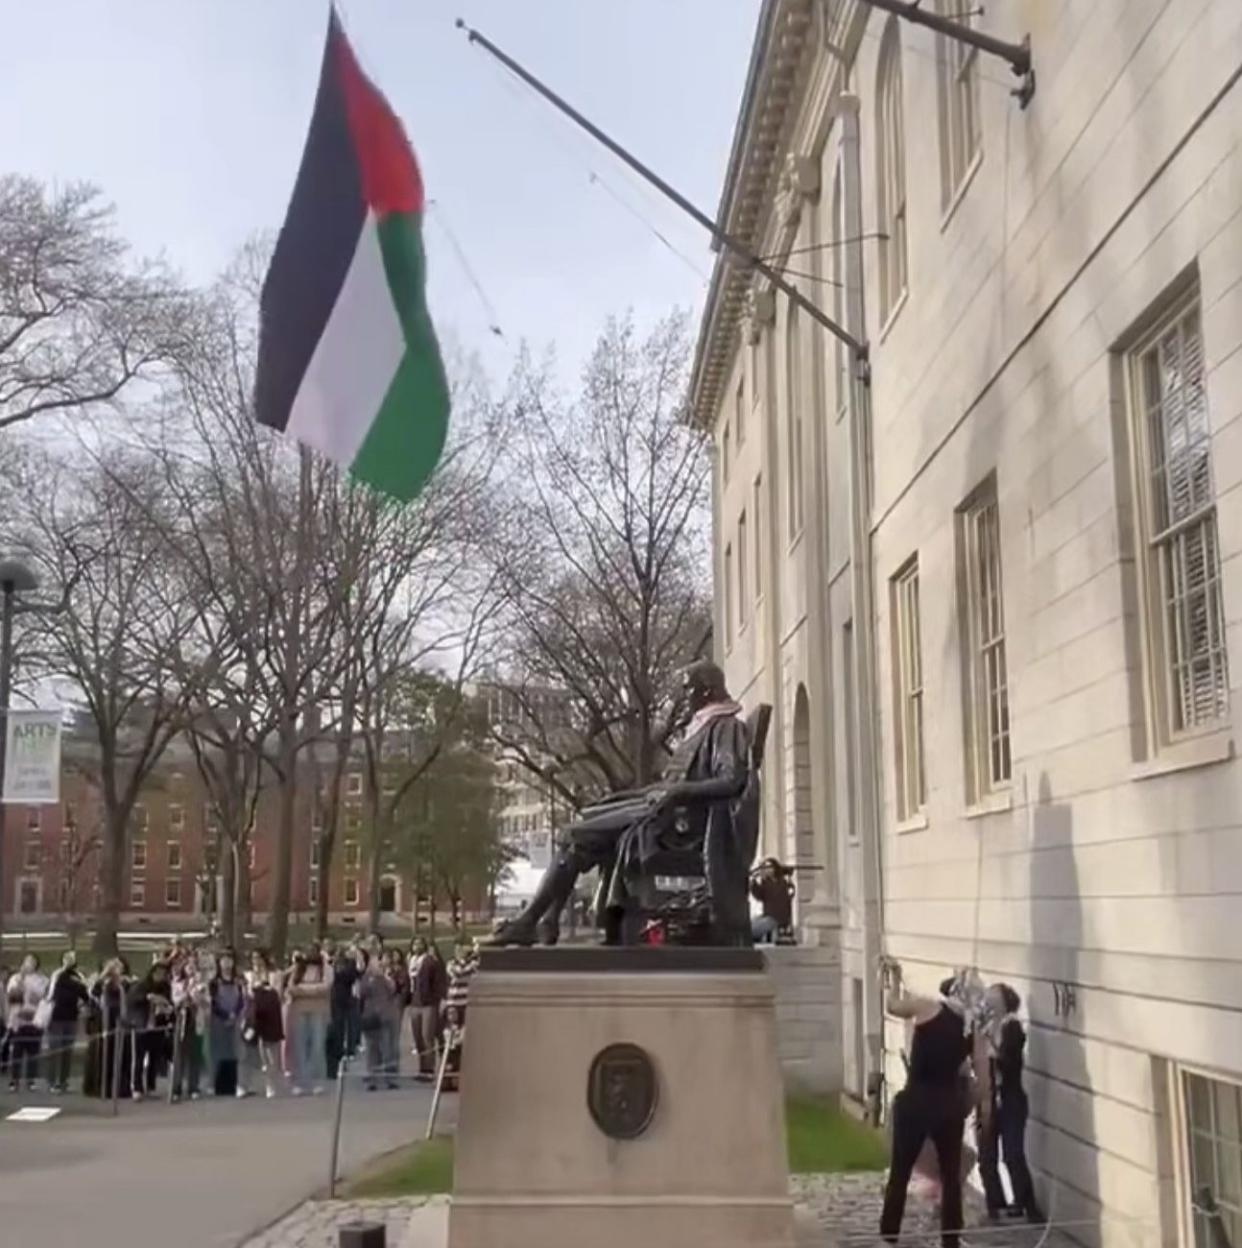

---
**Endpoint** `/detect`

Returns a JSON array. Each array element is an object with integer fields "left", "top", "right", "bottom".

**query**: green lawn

[
  {"left": 343, "top": 1137, "right": 456, "bottom": 1198},
  {"left": 341, "top": 1097, "right": 886, "bottom": 1197},
  {"left": 786, "top": 1096, "right": 888, "bottom": 1174}
]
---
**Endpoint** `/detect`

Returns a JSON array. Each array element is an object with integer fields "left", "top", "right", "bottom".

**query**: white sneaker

[
  {"left": 291, "top": 1086, "right": 305, "bottom": 1097},
  {"left": 265, "top": 1088, "right": 277, "bottom": 1100},
  {"left": 312, "top": 1086, "right": 325, "bottom": 1096},
  {"left": 235, "top": 1088, "right": 249, "bottom": 1099}
]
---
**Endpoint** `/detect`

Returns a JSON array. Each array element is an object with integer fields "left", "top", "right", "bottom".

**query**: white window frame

[
  {"left": 130, "top": 880, "right": 146, "bottom": 910},
  {"left": 167, "top": 840, "right": 182, "bottom": 871},
  {"left": 724, "top": 541, "right": 734, "bottom": 649},
  {"left": 344, "top": 878, "right": 360, "bottom": 907},
  {"left": 876, "top": 17, "right": 909, "bottom": 325},
  {"left": 308, "top": 875, "right": 320, "bottom": 907},
  {"left": 736, "top": 371, "right": 746, "bottom": 448},
  {"left": 346, "top": 772, "right": 363, "bottom": 797},
  {"left": 23, "top": 837, "right": 40, "bottom": 871},
  {"left": 165, "top": 877, "right": 182, "bottom": 909},
  {"left": 786, "top": 304, "right": 805, "bottom": 540},
  {"left": 738, "top": 510, "right": 749, "bottom": 629},
  {"left": 26, "top": 808, "right": 40, "bottom": 831},
  {"left": 831, "top": 154, "right": 849, "bottom": 423},
  {"left": 344, "top": 840, "right": 361, "bottom": 869},
  {"left": 753, "top": 475, "right": 764, "bottom": 602},
  {"left": 131, "top": 839, "right": 148, "bottom": 872},
  {"left": 310, "top": 838, "right": 321, "bottom": 869},
  {"left": 891, "top": 557, "right": 926, "bottom": 822},
  {"left": 934, "top": 0, "right": 982, "bottom": 211},
  {"left": 1126, "top": 291, "right": 1230, "bottom": 754},
  {"left": 168, "top": 802, "right": 184, "bottom": 831},
  {"left": 1175, "top": 1065, "right": 1242, "bottom": 1248},
  {"left": 959, "top": 482, "right": 1012, "bottom": 803}
]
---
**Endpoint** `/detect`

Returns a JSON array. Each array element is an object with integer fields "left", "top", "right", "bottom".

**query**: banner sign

[{"left": 3, "top": 709, "right": 62, "bottom": 805}]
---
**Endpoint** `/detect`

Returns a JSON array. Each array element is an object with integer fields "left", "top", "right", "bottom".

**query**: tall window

[
  {"left": 23, "top": 837, "right": 40, "bottom": 871},
  {"left": 843, "top": 619, "right": 859, "bottom": 843},
  {"left": 738, "top": 511, "right": 749, "bottom": 628},
  {"left": 722, "top": 423, "right": 731, "bottom": 484},
  {"left": 165, "top": 878, "right": 182, "bottom": 909},
  {"left": 891, "top": 558, "right": 926, "bottom": 819},
  {"left": 724, "top": 542, "right": 735, "bottom": 648},
  {"left": 169, "top": 803, "right": 184, "bottom": 831},
  {"left": 344, "top": 878, "right": 359, "bottom": 907},
  {"left": 935, "top": 0, "right": 981, "bottom": 207},
  {"left": 736, "top": 373, "right": 746, "bottom": 448},
  {"left": 131, "top": 840, "right": 148, "bottom": 871},
  {"left": 753, "top": 476, "right": 764, "bottom": 601},
  {"left": 27, "top": 808, "right": 40, "bottom": 831},
  {"left": 167, "top": 841, "right": 182, "bottom": 871},
  {"left": 1129, "top": 294, "right": 1229, "bottom": 740},
  {"left": 130, "top": 881, "right": 145, "bottom": 909},
  {"left": 345, "top": 841, "right": 361, "bottom": 869},
  {"left": 310, "top": 839, "right": 321, "bottom": 869},
  {"left": 309, "top": 875, "right": 320, "bottom": 907},
  {"left": 1183, "top": 1071, "right": 1242, "bottom": 1248},
  {"left": 347, "top": 772, "right": 363, "bottom": 797},
  {"left": 831, "top": 156, "right": 849, "bottom": 421},
  {"left": 786, "top": 304, "right": 804, "bottom": 538},
  {"left": 133, "top": 804, "right": 148, "bottom": 832},
  {"left": 960, "top": 483, "right": 1011, "bottom": 799},
  {"left": 876, "top": 18, "right": 908, "bottom": 323}
]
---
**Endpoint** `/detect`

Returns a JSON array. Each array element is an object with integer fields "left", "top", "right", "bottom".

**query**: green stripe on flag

[{"left": 350, "top": 212, "right": 449, "bottom": 502}]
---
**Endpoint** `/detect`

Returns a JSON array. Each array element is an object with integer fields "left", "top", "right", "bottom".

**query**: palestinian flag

[{"left": 254, "top": 10, "right": 449, "bottom": 502}]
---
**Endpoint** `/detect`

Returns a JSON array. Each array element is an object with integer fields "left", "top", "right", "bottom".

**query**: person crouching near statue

[{"left": 489, "top": 661, "right": 749, "bottom": 947}]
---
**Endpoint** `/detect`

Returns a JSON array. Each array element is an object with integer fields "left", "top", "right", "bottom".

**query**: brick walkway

[{"left": 242, "top": 1176, "right": 1073, "bottom": 1248}]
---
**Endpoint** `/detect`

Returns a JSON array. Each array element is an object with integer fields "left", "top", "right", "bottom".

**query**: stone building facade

[{"left": 693, "top": 3, "right": 1242, "bottom": 1247}]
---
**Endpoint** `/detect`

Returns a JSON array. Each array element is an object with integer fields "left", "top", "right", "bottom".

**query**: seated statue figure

[{"left": 490, "top": 661, "right": 754, "bottom": 947}]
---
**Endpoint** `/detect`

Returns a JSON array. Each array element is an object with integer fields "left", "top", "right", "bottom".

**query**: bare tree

[
  {"left": 16, "top": 449, "right": 209, "bottom": 955},
  {"left": 490, "top": 312, "right": 712, "bottom": 801},
  {"left": 0, "top": 176, "right": 194, "bottom": 431}
]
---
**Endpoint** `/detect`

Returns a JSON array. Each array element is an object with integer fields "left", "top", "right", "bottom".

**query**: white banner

[{"left": 3, "top": 709, "right": 62, "bottom": 805}]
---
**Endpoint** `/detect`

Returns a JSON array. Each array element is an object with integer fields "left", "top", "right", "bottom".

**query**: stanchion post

[
  {"left": 425, "top": 1026, "right": 454, "bottom": 1141},
  {"left": 328, "top": 1054, "right": 348, "bottom": 1198},
  {"left": 167, "top": 1011, "right": 183, "bottom": 1105}
]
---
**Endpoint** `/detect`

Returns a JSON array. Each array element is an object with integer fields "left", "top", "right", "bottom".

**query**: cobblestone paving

[
  {"left": 242, "top": 1177, "right": 1074, "bottom": 1248},
  {"left": 793, "top": 1173, "right": 1073, "bottom": 1248}
]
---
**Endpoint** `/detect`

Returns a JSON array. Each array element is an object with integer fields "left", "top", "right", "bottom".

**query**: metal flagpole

[
  {"left": 455, "top": 19, "right": 870, "bottom": 371},
  {"left": 856, "top": 0, "right": 1035, "bottom": 107}
]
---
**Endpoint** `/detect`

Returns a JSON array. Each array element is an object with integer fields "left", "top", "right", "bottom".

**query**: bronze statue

[{"left": 490, "top": 661, "right": 764, "bottom": 948}]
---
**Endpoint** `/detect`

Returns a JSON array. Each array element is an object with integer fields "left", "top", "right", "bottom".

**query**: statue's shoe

[
  {"left": 535, "top": 917, "right": 560, "bottom": 946},
  {"left": 484, "top": 919, "right": 538, "bottom": 947}
]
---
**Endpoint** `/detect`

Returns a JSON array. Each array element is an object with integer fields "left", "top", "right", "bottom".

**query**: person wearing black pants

[
  {"left": 880, "top": 976, "right": 972, "bottom": 1248},
  {"left": 979, "top": 983, "right": 1043, "bottom": 1223},
  {"left": 46, "top": 952, "right": 89, "bottom": 1093}
]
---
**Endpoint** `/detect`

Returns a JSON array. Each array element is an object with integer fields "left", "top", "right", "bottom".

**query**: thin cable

[
  {"left": 758, "top": 232, "right": 890, "bottom": 263},
  {"left": 588, "top": 173, "right": 711, "bottom": 282},
  {"left": 425, "top": 201, "right": 505, "bottom": 339},
  {"left": 482, "top": 49, "right": 711, "bottom": 285}
]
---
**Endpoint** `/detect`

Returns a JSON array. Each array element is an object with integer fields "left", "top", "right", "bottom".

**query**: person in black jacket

[
  {"left": 978, "top": 983, "right": 1043, "bottom": 1223},
  {"left": 327, "top": 945, "right": 361, "bottom": 1079},
  {"left": 46, "top": 952, "right": 89, "bottom": 1093},
  {"left": 126, "top": 962, "right": 173, "bottom": 1101}
]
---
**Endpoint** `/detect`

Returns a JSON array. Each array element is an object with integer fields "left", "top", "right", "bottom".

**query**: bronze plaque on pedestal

[{"left": 587, "top": 1043, "right": 658, "bottom": 1140}]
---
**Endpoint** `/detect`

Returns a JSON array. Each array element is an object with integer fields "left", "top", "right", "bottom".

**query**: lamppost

[{"left": 0, "top": 556, "right": 41, "bottom": 943}]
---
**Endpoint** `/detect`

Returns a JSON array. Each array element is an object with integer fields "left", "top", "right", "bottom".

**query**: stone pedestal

[{"left": 448, "top": 947, "right": 795, "bottom": 1248}]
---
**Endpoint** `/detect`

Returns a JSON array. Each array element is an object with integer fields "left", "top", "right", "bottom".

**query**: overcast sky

[{"left": 3, "top": 0, "right": 759, "bottom": 384}]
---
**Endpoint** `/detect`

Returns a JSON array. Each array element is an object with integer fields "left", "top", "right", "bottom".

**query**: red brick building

[{"left": 0, "top": 733, "right": 428, "bottom": 932}]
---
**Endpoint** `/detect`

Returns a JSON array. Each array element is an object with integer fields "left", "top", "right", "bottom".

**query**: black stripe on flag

[{"left": 254, "top": 19, "right": 366, "bottom": 432}]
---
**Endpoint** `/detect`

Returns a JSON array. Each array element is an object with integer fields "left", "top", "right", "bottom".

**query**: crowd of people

[{"left": 0, "top": 934, "right": 481, "bottom": 1102}]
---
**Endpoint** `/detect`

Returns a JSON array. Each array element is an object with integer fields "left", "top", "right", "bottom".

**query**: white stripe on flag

[{"left": 285, "top": 214, "right": 404, "bottom": 467}]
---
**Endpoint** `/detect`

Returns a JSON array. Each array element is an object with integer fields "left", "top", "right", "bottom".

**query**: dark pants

[
  {"left": 47, "top": 1019, "right": 77, "bottom": 1090},
  {"left": 8, "top": 1025, "right": 42, "bottom": 1087},
  {"left": 881, "top": 1084, "right": 966, "bottom": 1248},
  {"left": 214, "top": 1058, "right": 239, "bottom": 1097},
  {"left": 979, "top": 1091, "right": 1040, "bottom": 1218},
  {"left": 172, "top": 1014, "right": 201, "bottom": 1098}
]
